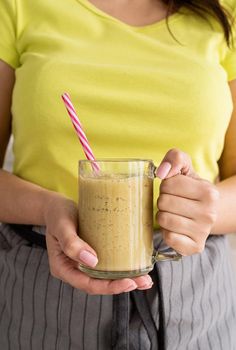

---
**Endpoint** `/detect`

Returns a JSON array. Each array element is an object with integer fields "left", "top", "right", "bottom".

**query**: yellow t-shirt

[{"left": 0, "top": 0, "right": 236, "bottom": 212}]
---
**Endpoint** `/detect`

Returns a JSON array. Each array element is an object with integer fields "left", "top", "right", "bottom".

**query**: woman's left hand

[{"left": 156, "top": 149, "right": 220, "bottom": 256}]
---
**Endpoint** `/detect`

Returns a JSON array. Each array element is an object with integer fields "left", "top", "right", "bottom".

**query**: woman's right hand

[{"left": 44, "top": 193, "right": 153, "bottom": 295}]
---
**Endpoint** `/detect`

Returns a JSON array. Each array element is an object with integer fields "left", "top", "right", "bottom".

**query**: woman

[{"left": 0, "top": 0, "right": 236, "bottom": 349}]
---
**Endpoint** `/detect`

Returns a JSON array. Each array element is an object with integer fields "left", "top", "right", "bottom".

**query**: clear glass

[{"left": 78, "top": 159, "right": 181, "bottom": 279}]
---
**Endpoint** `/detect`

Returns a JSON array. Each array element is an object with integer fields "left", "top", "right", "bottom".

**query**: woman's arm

[
  {"left": 0, "top": 60, "right": 56, "bottom": 225},
  {"left": 0, "top": 60, "right": 151, "bottom": 293},
  {"left": 0, "top": 60, "right": 14, "bottom": 167},
  {"left": 155, "top": 80, "right": 236, "bottom": 255},
  {"left": 211, "top": 79, "right": 236, "bottom": 234}
]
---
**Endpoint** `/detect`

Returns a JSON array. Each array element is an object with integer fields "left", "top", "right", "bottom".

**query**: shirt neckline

[{"left": 77, "top": 0, "right": 184, "bottom": 31}]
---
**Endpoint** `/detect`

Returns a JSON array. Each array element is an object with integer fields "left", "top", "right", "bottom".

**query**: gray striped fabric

[{"left": 0, "top": 223, "right": 236, "bottom": 350}]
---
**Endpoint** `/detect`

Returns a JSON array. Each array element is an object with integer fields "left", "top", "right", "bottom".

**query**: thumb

[
  {"left": 54, "top": 225, "right": 98, "bottom": 268},
  {"left": 155, "top": 148, "right": 198, "bottom": 179}
]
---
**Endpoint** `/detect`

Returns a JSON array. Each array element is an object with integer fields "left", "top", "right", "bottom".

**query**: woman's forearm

[
  {"left": 1, "top": 167, "right": 236, "bottom": 234},
  {"left": 0, "top": 169, "right": 63, "bottom": 225},
  {"left": 212, "top": 175, "right": 236, "bottom": 234}
]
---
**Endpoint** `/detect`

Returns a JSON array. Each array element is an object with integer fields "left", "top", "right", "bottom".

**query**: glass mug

[{"left": 78, "top": 159, "right": 181, "bottom": 279}]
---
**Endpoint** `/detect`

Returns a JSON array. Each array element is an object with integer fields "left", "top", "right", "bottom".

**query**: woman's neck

[{"left": 87, "top": 0, "right": 170, "bottom": 27}]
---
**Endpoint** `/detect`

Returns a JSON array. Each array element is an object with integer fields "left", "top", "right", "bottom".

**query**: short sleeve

[
  {"left": 220, "top": 0, "right": 236, "bottom": 81},
  {"left": 0, "top": 0, "right": 19, "bottom": 68}
]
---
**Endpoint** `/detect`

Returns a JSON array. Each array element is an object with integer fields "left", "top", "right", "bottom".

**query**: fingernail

[
  {"left": 140, "top": 276, "right": 153, "bottom": 286},
  {"left": 139, "top": 275, "right": 152, "bottom": 285},
  {"left": 138, "top": 282, "right": 154, "bottom": 290},
  {"left": 155, "top": 162, "right": 172, "bottom": 179},
  {"left": 79, "top": 250, "right": 98, "bottom": 267},
  {"left": 124, "top": 283, "right": 137, "bottom": 292}
]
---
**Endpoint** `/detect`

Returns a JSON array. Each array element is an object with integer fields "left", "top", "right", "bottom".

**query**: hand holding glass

[{"left": 78, "top": 159, "right": 181, "bottom": 279}]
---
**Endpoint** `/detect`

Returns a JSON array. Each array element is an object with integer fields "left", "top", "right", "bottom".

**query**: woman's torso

[{"left": 0, "top": 0, "right": 235, "bottom": 213}]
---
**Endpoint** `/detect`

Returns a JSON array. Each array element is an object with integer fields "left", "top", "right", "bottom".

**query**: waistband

[{"left": 9, "top": 224, "right": 47, "bottom": 249}]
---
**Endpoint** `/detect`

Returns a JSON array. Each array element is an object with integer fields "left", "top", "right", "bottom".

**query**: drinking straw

[{"left": 61, "top": 93, "right": 100, "bottom": 172}]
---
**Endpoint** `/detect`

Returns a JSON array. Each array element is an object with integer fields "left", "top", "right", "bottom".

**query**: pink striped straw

[{"left": 61, "top": 92, "right": 100, "bottom": 172}]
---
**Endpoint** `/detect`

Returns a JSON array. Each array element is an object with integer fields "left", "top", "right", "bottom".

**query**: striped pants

[{"left": 0, "top": 223, "right": 236, "bottom": 349}]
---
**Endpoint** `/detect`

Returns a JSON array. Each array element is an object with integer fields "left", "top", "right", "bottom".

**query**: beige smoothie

[{"left": 78, "top": 173, "right": 154, "bottom": 273}]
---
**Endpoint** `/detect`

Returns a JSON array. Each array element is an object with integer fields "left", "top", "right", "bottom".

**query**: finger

[
  {"left": 48, "top": 223, "right": 99, "bottom": 267},
  {"left": 83, "top": 272, "right": 153, "bottom": 291},
  {"left": 47, "top": 234, "right": 154, "bottom": 294},
  {"left": 137, "top": 282, "right": 154, "bottom": 290},
  {"left": 156, "top": 210, "right": 209, "bottom": 241},
  {"left": 157, "top": 193, "right": 201, "bottom": 220},
  {"left": 81, "top": 272, "right": 154, "bottom": 293},
  {"left": 46, "top": 233, "right": 139, "bottom": 294},
  {"left": 86, "top": 274, "right": 153, "bottom": 294},
  {"left": 85, "top": 277, "right": 138, "bottom": 295},
  {"left": 159, "top": 175, "right": 208, "bottom": 201},
  {"left": 162, "top": 230, "right": 205, "bottom": 256},
  {"left": 155, "top": 148, "right": 198, "bottom": 179},
  {"left": 59, "top": 267, "right": 138, "bottom": 295},
  {"left": 157, "top": 193, "right": 217, "bottom": 227},
  {"left": 132, "top": 274, "right": 153, "bottom": 288}
]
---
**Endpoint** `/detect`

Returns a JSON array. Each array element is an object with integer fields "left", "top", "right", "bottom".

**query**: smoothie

[{"left": 78, "top": 173, "right": 154, "bottom": 274}]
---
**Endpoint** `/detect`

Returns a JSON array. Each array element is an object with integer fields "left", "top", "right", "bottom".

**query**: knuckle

[
  {"left": 159, "top": 180, "right": 167, "bottom": 193},
  {"left": 204, "top": 185, "right": 219, "bottom": 203},
  {"left": 157, "top": 212, "right": 168, "bottom": 228},
  {"left": 63, "top": 239, "right": 77, "bottom": 257},
  {"left": 157, "top": 195, "right": 168, "bottom": 210},
  {"left": 164, "top": 233, "right": 176, "bottom": 248},
  {"left": 168, "top": 148, "right": 181, "bottom": 156},
  {"left": 176, "top": 152, "right": 185, "bottom": 164},
  {"left": 204, "top": 211, "right": 217, "bottom": 224},
  {"left": 168, "top": 148, "right": 184, "bottom": 163},
  {"left": 160, "top": 178, "right": 174, "bottom": 193},
  {"left": 108, "top": 283, "right": 122, "bottom": 295}
]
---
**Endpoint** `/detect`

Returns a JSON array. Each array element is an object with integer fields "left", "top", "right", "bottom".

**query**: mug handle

[
  {"left": 153, "top": 247, "right": 182, "bottom": 262},
  {"left": 152, "top": 164, "right": 182, "bottom": 262}
]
